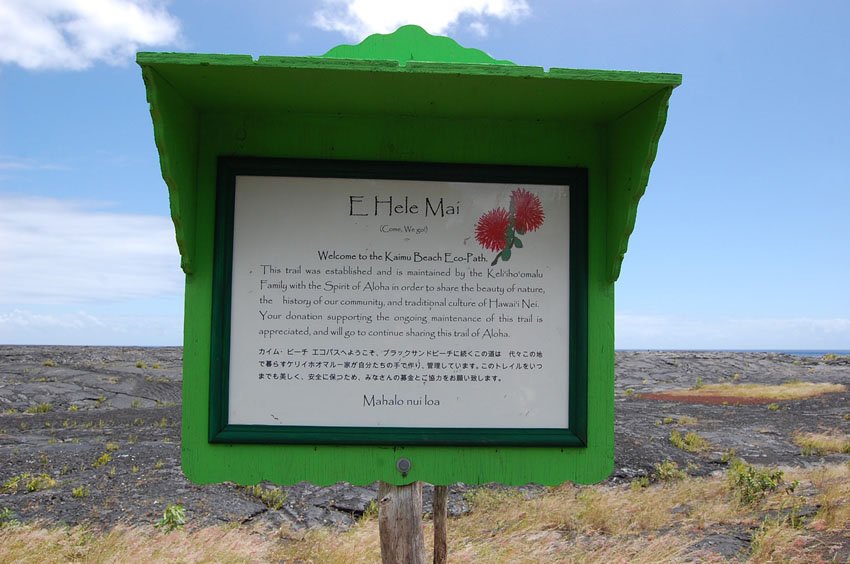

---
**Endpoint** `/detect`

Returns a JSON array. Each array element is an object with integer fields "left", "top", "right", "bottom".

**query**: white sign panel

[{"left": 227, "top": 175, "right": 570, "bottom": 429}]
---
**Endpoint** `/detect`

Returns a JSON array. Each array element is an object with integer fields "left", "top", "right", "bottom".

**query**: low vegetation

[
  {"left": 155, "top": 503, "right": 186, "bottom": 533},
  {"left": 653, "top": 460, "right": 686, "bottom": 481},
  {"left": 92, "top": 453, "right": 112, "bottom": 468},
  {"left": 820, "top": 353, "right": 846, "bottom": 362},
  {"left": 71, "top": 486, "right": 89, "bottom": 499},
  {"left": 660, "top": 381, "right": 846, "bottom": 401},
  {"left": 1, "top": 463, "right": 848, "bottom": 562},
  {"left": 2, "top": 473, "right": 57, "bottom": 494},
  {"left": 245, "top": 484, "right": 287, "bottom": 510},
  {"left": 0, "top": 524, "right": 268, "bottom": 562},
  {"left": 792, "top": 431, "right": 850, "bottom": 456},
  {"left": 727, "top": 458, "right": 793, "bottom": 505},
  {"left": 669, "top": 429, "right": 710, "bottom": 453}
]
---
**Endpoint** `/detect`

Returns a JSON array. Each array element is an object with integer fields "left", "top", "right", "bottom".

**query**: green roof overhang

[{"left": 138, "top": 25, "right": 679, "bottom": 281}]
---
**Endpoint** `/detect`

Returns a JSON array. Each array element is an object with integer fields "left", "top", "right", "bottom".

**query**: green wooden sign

[
  {"left": 210, "top": 157, "right": 588, "bottom": 448},
  {"left": 138, "top": 25, "right": 679, "bottom": 486}
]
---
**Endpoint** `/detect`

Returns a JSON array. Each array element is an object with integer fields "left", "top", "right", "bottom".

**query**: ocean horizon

[{"left": 616, "top": 349, "right": 850, "bottom": 357}]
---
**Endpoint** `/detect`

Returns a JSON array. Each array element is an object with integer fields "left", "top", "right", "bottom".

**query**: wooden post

[
  {"left": 378, "top": 481, "right": 425, "bottom": 564},
  {"left": 432, "top": 485, "right": 448, "bottom": 564}
]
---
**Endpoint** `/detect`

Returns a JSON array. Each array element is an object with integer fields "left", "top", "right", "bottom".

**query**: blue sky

[{"left": 0, "top": 0, "right": 847, "bottom": 349}]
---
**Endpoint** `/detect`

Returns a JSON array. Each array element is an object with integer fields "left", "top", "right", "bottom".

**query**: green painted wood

[
  {"left": 141, "top": 67, "right": 199, "bottom": 274},
  {"left": 607, "top": 89, "right": 674, "bottom": 281},
  {"left": 181, "top": 112, "right": 611, "bottom": 486},
  {"left": 138, "top": 25, "right": 678, "bottom": 486},
  {"left": 137, "top": 43, "right": 677, "bottom": 278},
  {"left": 321, "top": 24, "right": 515, "bottom": 66}
]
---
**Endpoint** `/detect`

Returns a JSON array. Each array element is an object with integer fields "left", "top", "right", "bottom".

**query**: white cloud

[
  {"left": 0, "top": 155, "right": 69, "bottom": 171},
  {"left": 0, "top": 195, "right": 182, "bottom": 304},
  {"left": 0, "top": 308, "right": 182, "bottom": 345},
  {"left": 0, "top": 0, "right": 181, "bottom": 70},
  {"left": 313, "top": 0, "right": 529, "bottom": 40},
  {"left": 468, "top": 21, "right": 489, "bottom": 38},
  {"left": 0, "top": 309, "right": 105, "bottom": 330},
  {"left": 616, "top": 313, "right": 850, "bottom": 351}
]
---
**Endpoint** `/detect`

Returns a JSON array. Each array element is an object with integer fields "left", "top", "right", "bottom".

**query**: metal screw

[{"left": 396, "top": 458, "right": 412, "bottom": 475}]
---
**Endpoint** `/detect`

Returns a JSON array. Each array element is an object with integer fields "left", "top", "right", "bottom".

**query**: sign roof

[{"left": 138, "top": 24, "right": 679, "bottom": 280}]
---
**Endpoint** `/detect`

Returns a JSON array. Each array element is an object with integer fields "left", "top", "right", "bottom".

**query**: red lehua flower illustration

[
  {"left": 475, "top": 207, "right": 511, "bottom": 251},
  {"left": 511, "top": 188, "right": 544, "bottom": 233}
]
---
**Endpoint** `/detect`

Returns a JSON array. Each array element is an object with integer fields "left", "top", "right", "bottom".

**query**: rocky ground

[{"left": 1, "top": 346, "right": 848, "bottom": 536}]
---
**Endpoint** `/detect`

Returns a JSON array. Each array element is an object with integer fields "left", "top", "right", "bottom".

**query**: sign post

[{"left": 139, "top": 24, "right": 679, "bottom": 560}]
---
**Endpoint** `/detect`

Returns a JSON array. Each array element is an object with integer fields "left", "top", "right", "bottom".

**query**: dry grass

[
  {"left": 0, "top": 524, "right": 275, "bottom": 563},
  {"left": 277, "top": 478, "right": 746, "bottom": 562},
  {"left": 787, "top": 463, "right": 850, "bottom": 529},
  {"left": 749, "top": 520, "right": 816, "bottom": 564},
  {"left": 273, "top": 520, "right": 382, "bottom": 563},
  {"left": 659, "top": 381, "right": 846, "bottom": 401},
  {"left": 792, "top": 431, "right": 850, "bottom": 456},
  {"left": 3, "top": 464, "right": 849, "bottom": 563}
]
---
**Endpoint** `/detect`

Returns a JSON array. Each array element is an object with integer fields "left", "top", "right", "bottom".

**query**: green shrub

[
  {"left": 92, "top": 453, "right": 112, "bottom": 468},
  {"left": 71, "top": 486, "right": 89, "bottom": 499},
  {"left": 727, "top": 459, "right": 791, "bottom": 505},
  {"left": 670, "top": 429, "right": 710, "bottom": 453},
  {"left": 24, "top": 403, "right": 53, "bottom": 414},
  {"left": 360, "top": 500, "right": 379, "bottom": 521},
  {"left": 27, "top": 474, "right": 57, "bottom": 492},
  {"left": 2, "top": 473, "right": 57, "bottom": 494},
  {"left": 630, "top": 476, "right": 650, "bottom": 490},
  {"left": 246, "top": 484, "right": 287, "bottom": 510},
  {"left": 720, "top": 448, "right": 737, "bottom": 464},
  {"left": 0, "top": 507, "right": 19, "bottom": 527},
  {"left": 654, "top": 460, "right": 686, "bottom": 482},
  {"left": 155, "top": 503, "right": 186, "bottom": 532}
]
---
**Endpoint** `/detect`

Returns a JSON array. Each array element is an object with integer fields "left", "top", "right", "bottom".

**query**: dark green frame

[{"left": 210, "top": 157, "right": 587, "bottom": 446}]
